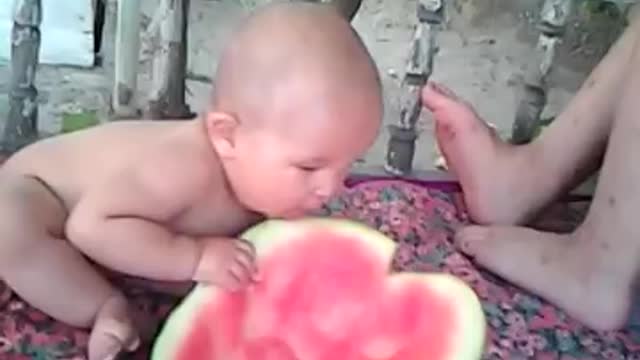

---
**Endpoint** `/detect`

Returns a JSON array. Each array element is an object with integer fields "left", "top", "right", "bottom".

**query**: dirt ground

[{"left": 0, "top": 0, "right": 626, "bottom": 171}]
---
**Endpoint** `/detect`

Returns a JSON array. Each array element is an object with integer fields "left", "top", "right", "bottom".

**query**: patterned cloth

[{"left": 0, "top": 179, "right": 639, "bottom": 359}]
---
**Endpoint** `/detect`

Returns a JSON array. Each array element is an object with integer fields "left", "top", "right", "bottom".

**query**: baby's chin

[
  {"left": 276, "top": 210, "right": 308, "bottom": 220},
  {"left": 270, "top": 207, "right": 319, "bottom": 220}
]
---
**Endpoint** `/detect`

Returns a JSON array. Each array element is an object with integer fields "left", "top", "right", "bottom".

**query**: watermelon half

[{"left": 151, "top": 218, "right": 486, "bottom": 359}]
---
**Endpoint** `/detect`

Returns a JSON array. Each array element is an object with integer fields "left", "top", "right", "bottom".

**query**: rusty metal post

[
  {"left": 384, "top": 0, "right": 444, "bottom": 176},
  {"left": 2, "top": 0, "right": 42, "bottom": 153},
  {"left": 511, "top": 0, "right": 573, "bottom": 144}
]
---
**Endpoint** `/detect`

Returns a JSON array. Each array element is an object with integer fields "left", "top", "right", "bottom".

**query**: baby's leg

[{"left": 0, "top": 175, "right": 139, "bottom": 360}]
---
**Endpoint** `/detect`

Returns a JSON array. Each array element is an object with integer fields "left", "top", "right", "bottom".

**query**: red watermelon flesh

[{"left": 151, "top": 218, "right": 486, "bottom": 360}]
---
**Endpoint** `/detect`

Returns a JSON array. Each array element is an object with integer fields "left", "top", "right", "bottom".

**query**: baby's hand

[{"left": 194, "top": 237, "right": 260, "bottom": 291}]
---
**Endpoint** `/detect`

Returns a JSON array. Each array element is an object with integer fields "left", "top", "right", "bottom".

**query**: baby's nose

[{"left": 314, "top": 176, "right": 344, "bottom": 200}]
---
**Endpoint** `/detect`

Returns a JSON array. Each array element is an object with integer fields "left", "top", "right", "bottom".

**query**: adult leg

[
  {"left": 455, "top": 25, "right": 640, "bottom": 331},
  {"left": 0, "top": 176, "right": 139, "bottom": 360},
  {"left": 423, "top": 17, "right": 640, "bottom": 225}
]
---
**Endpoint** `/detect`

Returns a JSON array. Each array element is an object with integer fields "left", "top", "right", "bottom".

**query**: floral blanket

[{"left": 0, "top": 179, "right": 638, "bottom": 359}]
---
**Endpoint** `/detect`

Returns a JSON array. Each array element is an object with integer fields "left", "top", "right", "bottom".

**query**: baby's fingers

[
  {"left": 226, "top": 261, "right": 255, "bottom": 291},
  {"left": 234, "top": 239, "right": 260, "bottom": 281},
  {"left": 234, "top": 238, "right": 256, "bottom": 258}
]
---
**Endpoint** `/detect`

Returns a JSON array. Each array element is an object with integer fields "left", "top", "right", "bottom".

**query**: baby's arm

[
  {"left": 66, "top": 155, "right": 256, "bottom": 287},
  {"left": 66, "top": 155, "right": 204, "bottom": 281}
]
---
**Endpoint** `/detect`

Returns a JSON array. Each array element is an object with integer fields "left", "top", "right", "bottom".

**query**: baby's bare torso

[{"left": 3, "top": 120, "right": 258, "bottom": 238}]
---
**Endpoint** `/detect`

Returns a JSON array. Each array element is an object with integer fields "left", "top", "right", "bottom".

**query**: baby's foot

[
  {"left": 422, "top": 82, "right": 542, "bottom": 225},
  {"left": 88, "top": 293, "right": 140, "bottom": 360},
  {"left": 456, "top": 225, "right": 632, "bottom": 331}
]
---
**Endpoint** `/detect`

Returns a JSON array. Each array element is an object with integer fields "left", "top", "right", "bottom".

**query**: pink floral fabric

[{"left": 0, "top": 179, "right": 638, "bottom": 359}]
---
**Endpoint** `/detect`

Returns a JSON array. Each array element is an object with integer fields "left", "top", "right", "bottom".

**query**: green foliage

[
  {"left": 531, "top": 117, "right": 555, "bottom": 140},
  {"left": 61, "top": 111, "right": 99, "bottom": 133},
  {"left": 580, "top": 0, "right": 635, "bottom": 17}
]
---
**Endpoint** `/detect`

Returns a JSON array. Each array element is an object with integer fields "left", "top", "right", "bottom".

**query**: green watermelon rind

[{"left": 151, "top": 217, "right": 486, "bottom": 360}]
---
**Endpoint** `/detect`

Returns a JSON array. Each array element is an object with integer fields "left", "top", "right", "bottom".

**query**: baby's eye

[{"left": 297, "top": 165, "right": 319, "bottom": 172}]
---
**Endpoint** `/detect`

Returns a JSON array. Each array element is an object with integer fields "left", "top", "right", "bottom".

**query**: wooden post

[
  {"left": 93, "top": 0, "right": 106, "bottom": 66},
  {"left": 510, "top": 0, "right": 572, "bottom": 144},
  {"left": 384, "top": 0, "right": 444, "bottom": 176},
  {"left": 146, "top": 0, "right": 194, "bottom": 120},
  {"left": 2, "top": 0, "right": 42, "bottom": 154},
  {"left": 330, "top": 0, "right": 362, "bottom": 21},
  {"left": 239, "top": 1, "right": 362, "bottom": 22},
  {"left": 112, "top": 0, "right": 142, "bottom": 118},
  {"left": 299, "top": 0, "right": 363, "bottom": 21}
]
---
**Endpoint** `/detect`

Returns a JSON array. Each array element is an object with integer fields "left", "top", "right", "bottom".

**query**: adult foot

[
  {"left": 455, "top": 225, "right": 633, "bottom": 331},
  {"left": 88, "top": 294, "right": 140, "bottom": 360},
  {"left": 422, "top": 82, "right": 546, "bottom": 225}
]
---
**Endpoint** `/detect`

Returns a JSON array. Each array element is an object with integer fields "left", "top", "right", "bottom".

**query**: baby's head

[{"left": 205, "top": 2, "right": 382, "bottom": 219}]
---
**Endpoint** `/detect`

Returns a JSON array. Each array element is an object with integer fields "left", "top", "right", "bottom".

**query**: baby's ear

[{"left": 204, "top": 111, "right": 240, "bottom": 159}]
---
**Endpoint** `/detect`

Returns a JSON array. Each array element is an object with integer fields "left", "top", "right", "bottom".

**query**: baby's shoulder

[{"left": 130, "top": 142, "right": 224, "bottom": 196}]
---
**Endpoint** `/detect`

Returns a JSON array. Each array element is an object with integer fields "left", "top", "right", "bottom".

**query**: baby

[{"left": 0, "top": 3, "right": 382, "bottom": 360}]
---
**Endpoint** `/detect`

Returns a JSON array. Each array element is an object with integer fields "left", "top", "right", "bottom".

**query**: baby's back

[{"left": 3, "top": 120, "right": 184, "bottom": 210}]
